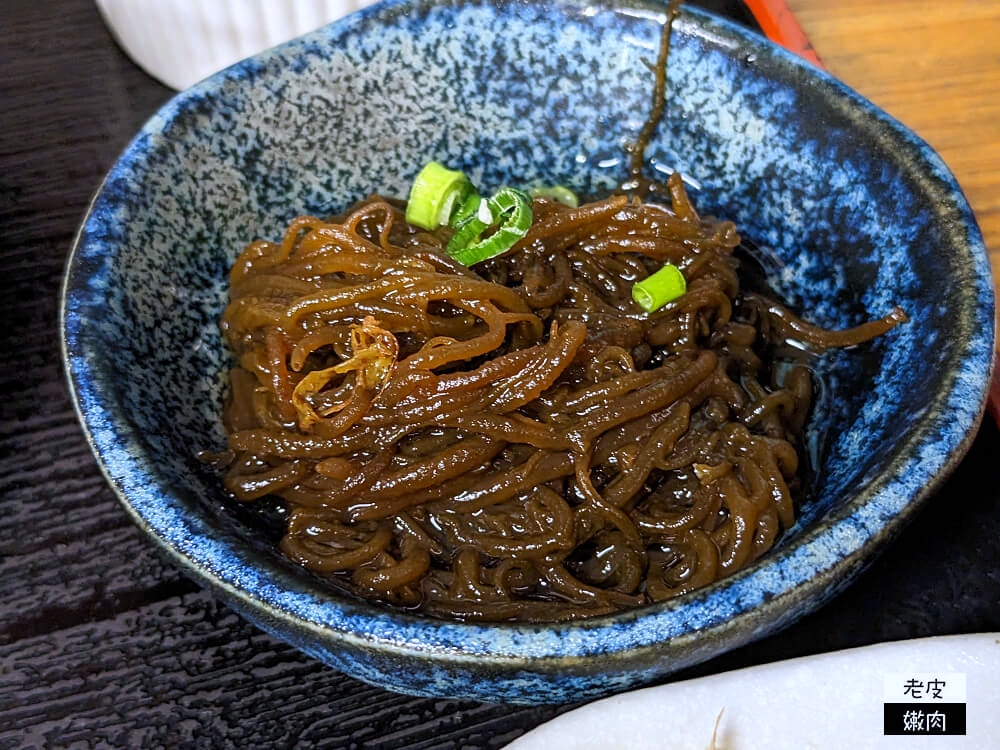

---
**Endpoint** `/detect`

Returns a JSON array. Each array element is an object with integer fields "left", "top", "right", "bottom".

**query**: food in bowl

[
  {"left": 62, "top": 0, "right": 994, "bottom": 702},
  {"left": 209, "top": 10, "right": 907, "bottom": 620},
  {"left": 213, "top": 168, "right": 906, "bottom": 622}
]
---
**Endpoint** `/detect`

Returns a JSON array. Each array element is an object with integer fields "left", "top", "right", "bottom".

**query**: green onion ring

[
  {"left": 632, "top": 262, "right": 687, "bottom": 312},
  {"left": 446, "top": 188, "right": 533, "bottom": 266}
]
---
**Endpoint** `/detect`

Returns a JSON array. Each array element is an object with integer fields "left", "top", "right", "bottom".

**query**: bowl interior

[{"left": 62, "top": 0, "right": 994, "bottom": 701}]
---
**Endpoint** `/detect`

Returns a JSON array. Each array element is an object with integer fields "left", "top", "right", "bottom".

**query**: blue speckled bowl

[{"left": 61, "top": 0, "right": 995, "bottom": 704}]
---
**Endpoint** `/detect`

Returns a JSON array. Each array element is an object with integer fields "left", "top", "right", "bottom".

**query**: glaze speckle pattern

[{"left": 61, "top": 0, "right": 994, "bottom": 704}]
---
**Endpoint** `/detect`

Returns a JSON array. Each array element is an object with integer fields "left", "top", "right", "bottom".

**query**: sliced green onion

[
  {"left": 445, "top": 195, "right": 491, "bottom": 255},
  {"left": 530, "top": 185, "right": 579, "bottom": 207},
  {"left": 632, "top": 263, "right": 686, "bottom": 312},
  {"left": 405, "top": 161, "right": 474, "bottom": 230},
  {"left": 452, "top": 190, "right": 487, "bottom": 227},
  {"left": 446, "top": 187, "right": 533, "bottom": 266},
  {"left": 404, "top": 163, "right": 535, "bottom": 266}
]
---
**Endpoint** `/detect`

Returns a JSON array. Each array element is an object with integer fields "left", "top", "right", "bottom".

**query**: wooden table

[
  {"left": 2, "top": 1, "right": 998, "bottom": 747},
  {"left": 789, "top": 0, "right": 1000, "bottom": 295}
]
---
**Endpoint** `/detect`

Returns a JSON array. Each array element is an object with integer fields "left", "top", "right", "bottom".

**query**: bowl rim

[{"left": 60, "top": 0, "right": 995, "bottom": 675}]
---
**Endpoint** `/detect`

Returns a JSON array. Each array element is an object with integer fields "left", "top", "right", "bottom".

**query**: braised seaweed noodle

[
  {"left": 211, "top": 7, "right": 906, "bottom": 623},
  {"left": 214, "top": 170, "right": 906, "bottom": 622}
]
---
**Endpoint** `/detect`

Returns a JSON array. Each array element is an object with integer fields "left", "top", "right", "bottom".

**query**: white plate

[{"left": 505, "top": 633, "right": 1000, "bottom": 750}]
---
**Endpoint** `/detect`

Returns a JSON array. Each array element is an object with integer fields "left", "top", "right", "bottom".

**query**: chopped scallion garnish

[
  {"left": 632, "top": 263, "right": 686, "bottom": 312},
  {"left": 405, "top": 161, "right": 474, "bottom": 230},
  {"left": 446, "top": 187, "right": 533, "bottom": 266},
  {"left": 530, "top": 185, "right": 579, "bottom": 207},
  {"left": 406, "top": 163, "right": 534, "bottom": 266}
]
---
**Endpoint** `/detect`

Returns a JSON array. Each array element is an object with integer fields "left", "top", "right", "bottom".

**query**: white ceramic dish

[
  {"left": 505, "top": 632, "right": 1000, "bottom": 749},
  {"left": 95, "top": 0, "right": 376, "bottom": 89}
]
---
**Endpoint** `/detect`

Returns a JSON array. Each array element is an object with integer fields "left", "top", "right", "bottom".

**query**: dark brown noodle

[{"left": 213, "top": 176, "right": 907, "bottom": 622}]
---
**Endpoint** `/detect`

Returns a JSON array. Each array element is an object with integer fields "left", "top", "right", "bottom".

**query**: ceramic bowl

[
  {"left": 94, "top": 0, "right": 378, "bottom": 90},
  {"left": 62, "top": 0, "right": 995, "bottom": 704}
]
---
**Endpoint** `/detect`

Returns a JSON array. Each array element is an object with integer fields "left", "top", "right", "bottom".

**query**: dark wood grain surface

[{"left": 2, "top": 1, "right": 998, "bottom": 748}]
